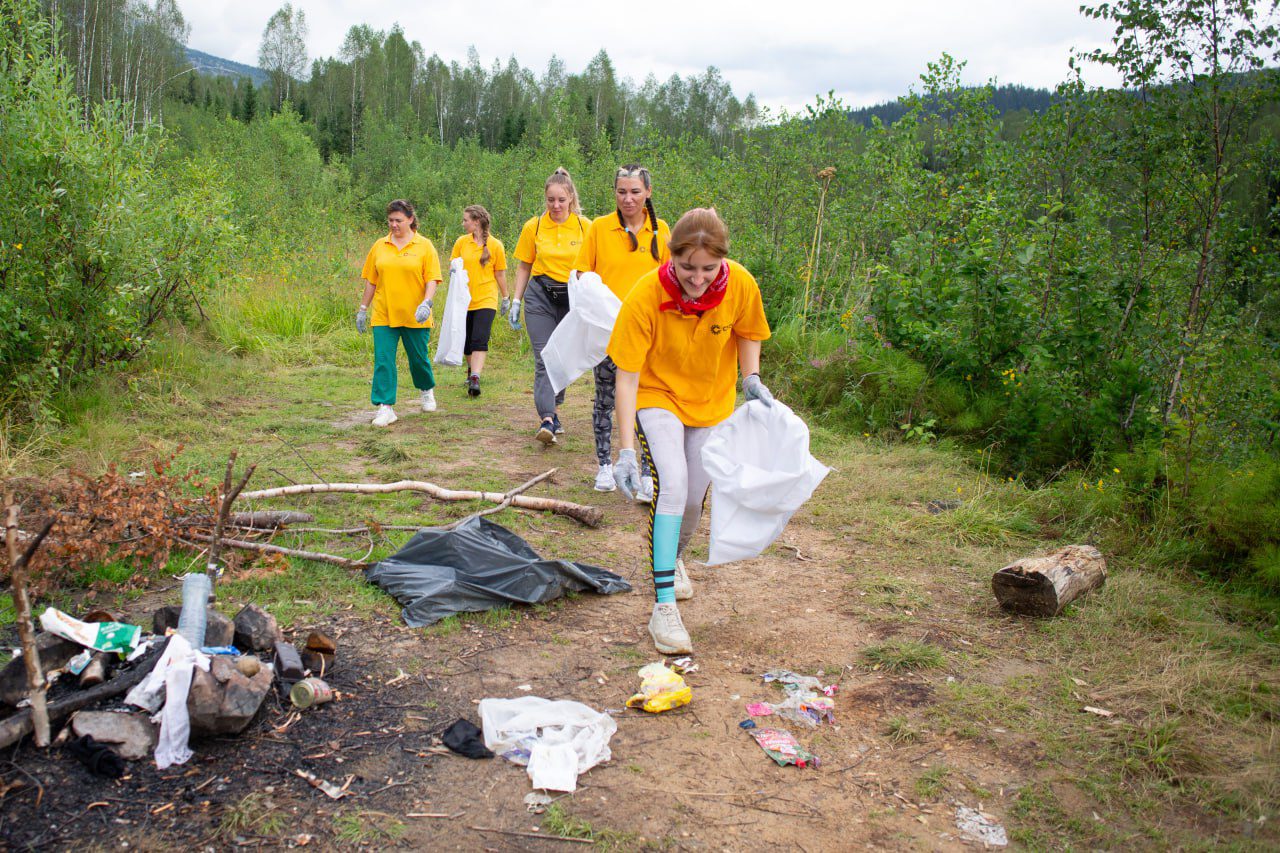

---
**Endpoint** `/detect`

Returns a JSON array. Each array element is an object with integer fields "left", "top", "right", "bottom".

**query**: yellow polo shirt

[
  {"left": 361, "top": 233, "right": 442, "bottom": 328},
  {"left": 450, "top": 235, "right": 507, "bottom": 311},
  {"left": 608, "top": 260, "right": 771, "bottom": 428},
  {"left": 574, "top": 213, "right": 672, "bottom": 302},
  {"left": 513, "top": 212, "right": 589, "bottom": 283}
]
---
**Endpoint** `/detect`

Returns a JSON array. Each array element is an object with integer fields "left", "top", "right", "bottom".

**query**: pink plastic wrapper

[
  {"left": 748, "top": 727, "right": 819, "bottom": 768},
  {"left": 746, "top": 702, "right": 775, "bottom": 717}
]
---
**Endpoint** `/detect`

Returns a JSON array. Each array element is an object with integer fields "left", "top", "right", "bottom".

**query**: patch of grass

[
  {"left": 919, "top": 492, "right": 1037, "bottom": 546},
  {"left": 914, "top": 765, "right": 951, "bottom": 800},
  {"left": 426, "top": 616, "right": 461, "bottom": 637},
  {"left": 541, "top": 803, "right": 638, "bottom": 851},
  {"left": 331, "top": 810, "right": 406, "bottom": 845},
  {"left": 856, "top": 572, "right": 928, "bottom": 611},
  {"left": 861, "top": 640, "right": 945, "bottom": 671},
  {"left": 359, "top": 434, "right": 410, "bottom": 464},
  {"left": 219, "top": 792, "right": 286, "bottom": 839},
  {"left": 219, "top": 558, "right": 395, "bottom": 628},
  {"left": 466, "top": 606, "right": 520, "bottom": 631},
  {"left": 609, "top": 646, "right": 648, "bottom": 663},
  {"left": 884, "top": 715, "right": 922, "bottom": 744}
]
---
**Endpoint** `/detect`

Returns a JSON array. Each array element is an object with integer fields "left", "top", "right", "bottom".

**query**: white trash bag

[
  {"left": 542, "top": 272, "right": 622, "bottom": 394},
  {"left": 434, "top": 258, "right": 471, "bottom": 366},
  {"left": 701, "top": 400, "right": 830, "bottom": 566},
  {"left": 479, "top": 696, "right": 617, "bottom": 792}
]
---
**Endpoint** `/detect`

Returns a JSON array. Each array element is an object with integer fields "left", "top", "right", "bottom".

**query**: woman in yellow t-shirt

[
  {"left": 507, "top": 168, "right": 591, "bottom": 445},
  {"left": 607, "top": 208, "right": 774, "bottom": 654},
  {"left": 574, "top": 164, "right": 671, "bottom": 499},
  {"left": 450, "top": 205, "right": 508, "bottom": 397},
  {"left": 356, "top": 199, "right": 443, "bottom": 427}
]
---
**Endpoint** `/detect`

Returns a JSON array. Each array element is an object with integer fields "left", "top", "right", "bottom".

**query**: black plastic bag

[{"left": 364, "top": 516, "right": 632, "bottom": 627}]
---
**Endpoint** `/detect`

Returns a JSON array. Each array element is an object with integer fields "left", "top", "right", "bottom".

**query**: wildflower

[
  {"left": 956, "top": 486, "right": 963, "bottom": 494},
  {"left": 14, "top": 243, "right": 21, "bottom": 250},
  {"left": 1112, "top": 468, "right": 1120, "bottom": 473}
]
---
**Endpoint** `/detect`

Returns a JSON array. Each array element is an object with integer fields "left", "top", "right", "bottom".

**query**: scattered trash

[
  {"left": 479, "top": 696, "right": 616, "bottom": 792},
  {"left": 626, "top": 662, "right": 692, "bottom": 714},
  {"left": 176, "top": 573, "right": 213, "bottom": 647},
  {"left": 669, "top": 657, "right": 698, "bottom": 674},
  {"left": 273, "top": 641, "right": 305, "bottom": 684},
  {"left": 153, "top": 605, "right": 234, "bottom": 647},
  {"left": 294, "top": 768, "right": 353, "bottom": 800},
  {"left": 66, "top": 734, "right": 125, "bottom": 778},
  {"left": 1083, "top": 706, "right": 1115, "bottom": 717},
  {"left": 290, "top": 677, "right": 334, "bottom": 710},
  {"left": 750, "top": 669, "right": 836, "bottom": 727},
  {"left": 746, "top": 702, "right": 773, "bottom": 717},
  {"left": 39, "top": 607, "right": 140, "bottom": 655},
  {"left": 748, "top": 727, "right": 818, "bottom": 768},
  {"left": 761, "top": 669, "right": 824, "bottom": 694},
  {"left": 124, "top": 634, "right": 209, "bottom": 768},
  {"left": 442, "top": 719, "right": 494, "bottom": 759},
  {"left": 67, "top": 650, "right": 93, "bottom": 676},
  {"left": 738, "top": 719, "right": 757, "bottom": 730},
  {"left": 70, "top": 711, "right": 157, "bottom": 760},
  {"left": 524, "top": 791, "right": 555, "bottom": 813},
  {"left": 955, "top": 805, "right": 1008, "bottom": 847},
  {"left": 364, "top": 517, "right": 631, "bottom": 627},
  {"left": 199, "top": 646, "right": 239, "bottom": 656},
  {"left": 701, "top": 400, "right": 830, "bottom": 565}
]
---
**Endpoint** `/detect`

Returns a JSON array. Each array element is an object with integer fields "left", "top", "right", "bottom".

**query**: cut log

[{"left": 992, "top": 545, "right": 1107, "bottom": 617}]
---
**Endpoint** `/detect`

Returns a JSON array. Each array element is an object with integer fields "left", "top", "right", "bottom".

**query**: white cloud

[{"left": 174, "top": 0, "right": 1124, "bottom": 110}]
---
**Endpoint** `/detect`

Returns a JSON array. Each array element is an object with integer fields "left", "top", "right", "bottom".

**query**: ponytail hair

[
  {"left": 387, "top": 198, "right": 418, "bottom": 231},
  {"left": 614, "top": 164, "right": 660, "bottom": 261},
  {"left": 546, "top": 167, "right": 581, "bottom": 216},
  {"left": 464, "top": 204, "right": 493, "bottom": 266},
  {"left": 668, "top": 207, "right": 729, "bottom": 259}
]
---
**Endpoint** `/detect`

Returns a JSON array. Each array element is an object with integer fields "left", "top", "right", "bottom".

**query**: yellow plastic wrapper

[{"left": 626, "top": 662, "right": 692, "bottom": 713}]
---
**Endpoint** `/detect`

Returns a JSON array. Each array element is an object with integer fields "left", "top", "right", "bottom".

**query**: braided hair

[
  {"left": 464, "top": 204, "right": 492, "bottom": 266},
  {"left": 614, "top": 165, "right": 660, "bottom": 261}
]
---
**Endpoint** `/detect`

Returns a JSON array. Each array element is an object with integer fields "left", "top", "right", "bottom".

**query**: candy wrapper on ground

[
  {"left": 748, "top": 727, "right": 818, "bottom": 768},
  {"left": 626, "top": 662, "right": 692, "bottom": 713}
]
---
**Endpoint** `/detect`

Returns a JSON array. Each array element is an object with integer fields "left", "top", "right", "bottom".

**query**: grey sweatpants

[{"left": 523, "top": 278, "right": 570, "bottom": 420}]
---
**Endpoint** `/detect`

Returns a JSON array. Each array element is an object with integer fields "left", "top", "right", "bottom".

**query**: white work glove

[
  {"left": 507, "top": 297, "right": 523, "bottom": 331},
  {"left": 743, "top": 373, "right": 774, "bottom": 407},
  {"left": 500, "top": 296, "right": 511, "bottom": 317},
  {"left": 613, "top": 449, "right": 641, "bottom": 499},
  {"left": 414, "top": 298, "right": 433, "bottom": 324},
  {"left": 355, "top": 306, "right": 369, "bottom": 334}
]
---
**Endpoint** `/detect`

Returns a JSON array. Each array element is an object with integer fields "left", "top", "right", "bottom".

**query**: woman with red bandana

[{"left": 606, "top": 208, "right": 774, "bottom": 654}]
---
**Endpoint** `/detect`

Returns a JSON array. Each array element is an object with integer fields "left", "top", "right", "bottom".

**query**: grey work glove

[
  {"left": 743, "top": 373, "right": 774, "bottom": 407},
  {"left": 500, "top": 296, "right": 511, "bottom": 317},
  {"left": 613, "top": 448, "right": 641, "bottom": 500},
  {"left": 414, "top": 298, "right": 433, "bottom": 324},
  {"left": 355, "top": 306, "right": 369, "bottom": 334},
  {"left": 507, "top": 297, "right": 523, "bottom": 331}
]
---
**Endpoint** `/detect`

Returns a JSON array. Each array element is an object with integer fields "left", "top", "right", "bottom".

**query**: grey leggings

[
  {"left": 523, "top": 277, "right": 570, "bottom": 420},
  {"left": 636, "top": 407, "right": 711, "bottom": 556},
  {"left": 593, "top": 356, "right": 650, "bottom": 476}
]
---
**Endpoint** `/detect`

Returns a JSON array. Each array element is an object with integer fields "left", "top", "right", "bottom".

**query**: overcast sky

[{"left": 176, "top": 0, "right": 1124, "bottom": 112}]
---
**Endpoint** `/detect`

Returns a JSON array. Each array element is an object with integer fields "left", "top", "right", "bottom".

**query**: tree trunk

[{"left": 992, "top": 545, "right": 1106, "bottom": 617}]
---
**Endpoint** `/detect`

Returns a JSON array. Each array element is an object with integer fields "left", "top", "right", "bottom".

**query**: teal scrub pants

[{"left": 371, "top": 325, "right": 435, "bottom": 405}]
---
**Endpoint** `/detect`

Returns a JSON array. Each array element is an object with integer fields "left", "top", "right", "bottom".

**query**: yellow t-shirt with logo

[
  {"left": 513, "top": 212, "right": 589, "bottom": 283},
  {"left": 574, "top": 213, "right": 672, "bottom": 302},
  {"left": 450, "top": 235, "right": 507, "bottom": 311},
  {"left": 608, "top": 260, "right": 771, "bottom": 428},
  {"left": 361, "top": 233, "right": 442, "bottom": 328}
]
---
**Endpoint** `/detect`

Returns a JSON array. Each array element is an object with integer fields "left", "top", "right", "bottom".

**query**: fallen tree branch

[
  {"left": 441, "top": 469, "right": 558, "bottom": 531},
  {"left": 209, "top": 453, "right": 258, "bottom": 598},
  {"left": 0, "top": 641, "right": 164, "bottom": 751},
  {"left": 178, "top": 534, "right": 368, "bottom": 571},
  {"left": 4, "top": 502, "right": 54, "bottom": 748},
  {"left": 239, "top": 476, "right": 603, "bottom": 527}
]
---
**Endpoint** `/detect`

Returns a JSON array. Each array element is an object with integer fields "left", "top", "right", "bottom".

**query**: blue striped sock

[{"left": 652, "top": 513, "right": 681, "bottom": 604}]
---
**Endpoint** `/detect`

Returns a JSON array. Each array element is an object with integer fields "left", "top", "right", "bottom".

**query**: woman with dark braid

[
  {"left": 450, "top": 205, "right": 508, "bottom": 397},
  {"left": 574, "top": 165, "right": 670, "bottom": 499}
]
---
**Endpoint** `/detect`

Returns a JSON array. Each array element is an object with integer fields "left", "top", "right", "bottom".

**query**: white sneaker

[
  {"left": 673, "top": 558, "right": 693, "bottom": 601},
  {"left": 594, "top": 463, "right": 616, "bottom": 492},
  {"left": 420, "top": 389, "right": 437, "bottom": 412},
  {"left": 372, "top": 404, "right": 397, "bottom": 427},
  {"left": 649, "top": 602, "right": 692, "bottom": 654},
  {"left": 635, "top": 475, "right": 654, "bottom": 504}
]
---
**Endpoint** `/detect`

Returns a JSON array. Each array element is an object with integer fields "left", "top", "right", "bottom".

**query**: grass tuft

[{"left": 861, "top": 639, "right": 946, "bottom": 671}]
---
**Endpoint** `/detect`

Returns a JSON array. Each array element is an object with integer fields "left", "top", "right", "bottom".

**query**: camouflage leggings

[{"left": 592, "top": 356, "right": 651, "bottom": 476}]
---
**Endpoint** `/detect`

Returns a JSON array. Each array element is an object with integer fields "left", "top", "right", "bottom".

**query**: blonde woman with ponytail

[
  {"left": 509, "top": 167, "right": 590, "bottom": 444},
  {"left": 450, "top": 205, "right": 509, "bottom": 396}
]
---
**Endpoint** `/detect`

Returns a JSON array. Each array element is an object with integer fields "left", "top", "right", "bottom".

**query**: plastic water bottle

[{"left": 176, "top": 573, "right": 212, "bottom": 648}]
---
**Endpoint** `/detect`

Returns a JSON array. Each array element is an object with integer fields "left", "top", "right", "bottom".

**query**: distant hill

[
  {"left": 186, "top": 47, "right": 269, "bottom": 86},
  {"left": 847, "top": 84, "right": 1056, "bottom": 126}
]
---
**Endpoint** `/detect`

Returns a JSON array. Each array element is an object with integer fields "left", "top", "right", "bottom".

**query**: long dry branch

[
  {"left": 177, "top": 533, "right": 369, "bottom": 571},
  {"left": 238, "top": 476, "right": 603, "bottom": 527},
  {"left": 441, "top": 468, "right": 558, "bottom": 531},
  {"left": 4, "top": 504, "right": 53, "bottom": 748}
]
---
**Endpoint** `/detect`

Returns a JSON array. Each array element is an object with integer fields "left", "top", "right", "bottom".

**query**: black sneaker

[
  {"left": 536, "top": 418, "right": 557, "bottom": 445},
  {"left": 467, "top": 374, "right": 481, "bottom": 397},
  {"left": 552, "top": 414, "right": 565, "bottom": 435}
]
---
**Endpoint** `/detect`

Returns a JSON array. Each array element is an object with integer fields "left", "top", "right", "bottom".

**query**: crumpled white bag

[
  {"left": 434, "top": 258, "right": 471, "bottom": 366},
  {"left": 701, "top": 400, "right": 830, "bottom": 566},
  {"left": 479, "top": 696, "right": 616, "bottom": 792},
  {"left": 542, "top": 272, "right": 622, "bottom": 394},
  {"left": 124, "top": 634, "right": 210, "bottom": 769}
]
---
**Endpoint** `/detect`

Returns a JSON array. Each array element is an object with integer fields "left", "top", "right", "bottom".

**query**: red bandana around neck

[{"left": 657, "top": 260, "right": 730, "bottom": 315}]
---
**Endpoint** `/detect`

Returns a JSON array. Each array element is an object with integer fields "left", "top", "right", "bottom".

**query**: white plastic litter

[
  {"left": 478, "top": 696, "right": 617, "bottom": 792},
  {"left": 434, "top": 258, "right": 471, "bottom": 366},
  {"left": 955, "top": 806, "right": 1008, "bottom": 847},
  {"left": 701, "top": 400, "right": 830, "bottom": 565},
  {"left": 39, "top": 607, "right": 140, "bottom": 654},
  {"left": 125, "top": 634, "right": 210, "bottom": 769},
  {"left": 542, "top": 271, "right": 622, "bottom": 393}
]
